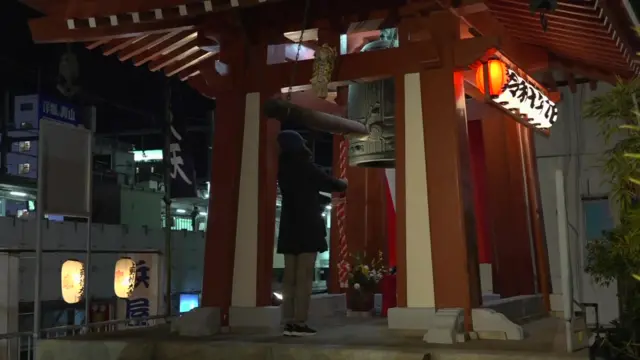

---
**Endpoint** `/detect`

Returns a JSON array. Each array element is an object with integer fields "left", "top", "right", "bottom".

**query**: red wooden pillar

[
  {"left": 201, "top": 40, "right": 280, "bottom": 324},
  {"left": 392, "top": 12, "right": 481, "bottom": 331},
  {"left": 201, "top": 91, "right": 246, "bottom": 324}
]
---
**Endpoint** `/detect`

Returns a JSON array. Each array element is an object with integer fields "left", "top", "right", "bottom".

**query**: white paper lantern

[
  {"left": 61, "top": 260, "right": 85, "bottom": 304},
  {"left": 114, "top": 257, "right": 137, "bottom": 298}
]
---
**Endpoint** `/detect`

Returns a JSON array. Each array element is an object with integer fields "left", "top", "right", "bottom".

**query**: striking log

[{"left": 263, "top": 98, "right": 368, "bottom": 136}]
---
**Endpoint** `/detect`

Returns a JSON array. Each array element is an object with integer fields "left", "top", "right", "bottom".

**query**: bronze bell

[
  {"left": 346, "top": 36, "right": 396, "bottom": 168},
  {"left": 263, "top": 30, "right": 398, "bottom": 169}
]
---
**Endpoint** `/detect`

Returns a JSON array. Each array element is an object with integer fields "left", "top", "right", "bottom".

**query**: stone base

[
  {"left": 308, "top": 293, "right": 347, "bottom": 320},
  {"left": 347, "top": 310, "right": 372, "bottom": 318},
  {"left": 387, "top": 307, "right": 466, "bottom": 344},
  {"left": 170, "top": 307, "right": 221, "bottom": 336},
  {"left": 482, "top": 293, "right": 501, "bottom": 303},
  {"left": 388, "top": 306, "right": 436, "bottom": 330},
  {"left": 229, "top": 306, "right": 281, "bottom": 329},
  {"left": 472, "top": 308, "right": 524, "bottom": 340},
  {"left": 483, "top": 294, "right": 546, "bottom": 323}
]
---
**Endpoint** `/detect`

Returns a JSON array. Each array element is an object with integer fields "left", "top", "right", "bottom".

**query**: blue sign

[{"left": 38, "top": 97, "right": 78, "bottom": 125}]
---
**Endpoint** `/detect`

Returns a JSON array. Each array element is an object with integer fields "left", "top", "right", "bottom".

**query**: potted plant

[
  {"left": 584, "top": 77, "right": 640, "bottom": 359},
  {"left": 347, "top": 251, "right": 386, "bottom": 313}
]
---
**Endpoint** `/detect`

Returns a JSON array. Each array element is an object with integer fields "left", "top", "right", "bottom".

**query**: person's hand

[{"left": 331, "top": 197, "right": 346, "bottom": 207}]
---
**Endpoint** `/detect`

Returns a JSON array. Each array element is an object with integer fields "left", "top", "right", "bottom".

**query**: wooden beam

[
  {"left": 148, "top": 39, "right": 199, "bottom": 71},
  {"left": 448, "top": 4, "right": 549, "bottom": 72},
  {"left": 23, "top": 0, "right": 206, "bottom": 19},
  {"left": 118, "top": 31, "right": 179, "bottom": 61},
  {"left": 133, "top": 31, "right": 197, "bottom": 66},
  {"left": 29, "top": 14, "right": 197, "bottom": 43},
  {"left": 178, "top": 69, "right": 200, "bottom": 82},
  {"left": 103, "top": 35, "right": 144, "bottom": 56},
  {"left": 257, "top": 39, "right": 440, "bottom": 92},
  {"left": 550, "top": 58, "right": 619, "bottom": 85},
  {"left": 85, "top": 38, "right": 110, "bottom": 49},
  {"left": 187, "top": 74, "right": 216, "bottom": 99},
  {"left": 165, "top": 51, "right": 214, "bottom": 77}
]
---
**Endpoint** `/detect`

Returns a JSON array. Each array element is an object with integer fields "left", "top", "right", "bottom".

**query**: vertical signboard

[
  {"left": 118, "top": 253, "right": 163, "bottom": 327},
  {"left": 168, "top": 124, "right": 197, "bottom": 198}
]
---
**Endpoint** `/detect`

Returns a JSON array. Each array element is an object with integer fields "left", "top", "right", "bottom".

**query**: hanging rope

[
  {"left": 285, "top": 0, "right": 312, "bottom": 103},
  {"left": 336, "top": 136, "right": 349, "bottom": 289}
]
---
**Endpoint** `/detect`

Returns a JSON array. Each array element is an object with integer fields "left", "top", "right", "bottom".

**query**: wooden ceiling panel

[{"left": 485, "top": 0, "right": 636, "bottom": 76}]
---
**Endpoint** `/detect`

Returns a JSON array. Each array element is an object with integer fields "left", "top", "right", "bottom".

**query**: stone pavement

[{"left": 36, "top": 317, "right": 588, "bottom": 360}]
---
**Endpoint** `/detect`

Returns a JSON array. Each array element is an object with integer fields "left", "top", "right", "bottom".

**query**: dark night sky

[{"left": 0, "top": 0, "right": 334, "bottom": 177}]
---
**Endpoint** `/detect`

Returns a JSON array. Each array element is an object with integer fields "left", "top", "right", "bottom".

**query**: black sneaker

[
  {"left": 283, "top": 323, "right": 294, "bottom": 336},
  {"left": 290, "top": 324, "right": 317, "bottom": 337}
]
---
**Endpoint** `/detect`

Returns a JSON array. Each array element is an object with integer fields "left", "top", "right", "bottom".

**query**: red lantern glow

[{"left": 475, "top": 60, "right": 508, "bottom": 96}]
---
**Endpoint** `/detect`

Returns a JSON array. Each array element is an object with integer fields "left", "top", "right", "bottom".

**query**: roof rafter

[
  {"left": 22, "top": 0, "right": 206, "bottom": 19},
  {"left": 29, "top": 12, "right": 198, "bottom": 43}
]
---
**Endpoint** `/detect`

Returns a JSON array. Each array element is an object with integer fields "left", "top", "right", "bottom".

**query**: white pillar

[
  {"left": 0, "top": 253, "right": 19, "bottom": 360},
  {"left": 403, "top": 72, "right": 436, "bottom": 308},
  {"left": 231, "top": 92, "right": 261, "bottom": 308},
  {"left": 388, "top": 73, "right": 436, "bottom": 330},
  {"left": 228, "top": 92, "right": 280, "bottom": 328}
]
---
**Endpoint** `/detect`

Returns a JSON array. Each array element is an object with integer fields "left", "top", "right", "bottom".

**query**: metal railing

[{"left": 0, "top": 314, "right": 175, "bottom": 360}]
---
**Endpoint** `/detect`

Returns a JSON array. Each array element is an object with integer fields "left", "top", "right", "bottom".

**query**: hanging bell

[{"left": 346, "top": 37, "right": 397, "bottom": 168}]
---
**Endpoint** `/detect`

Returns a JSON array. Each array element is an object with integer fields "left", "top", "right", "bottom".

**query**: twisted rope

[{"left": 336, "top": 137, "right": 349, "bottom": 289}]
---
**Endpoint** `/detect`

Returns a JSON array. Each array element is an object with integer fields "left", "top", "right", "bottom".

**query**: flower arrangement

[{"left": 348, "top": 250, "right": 386, "bottom": 293}]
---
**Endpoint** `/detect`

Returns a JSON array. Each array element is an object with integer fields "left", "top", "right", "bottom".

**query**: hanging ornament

[
  {"left": 311, "top": 44, "right": 337, "bottom": 99},
  {"left": 57, "top": 45, "right": 81, "bottom": 98},
  {"left": 530, "top": 0, "right": 557, "bottom": 32}
]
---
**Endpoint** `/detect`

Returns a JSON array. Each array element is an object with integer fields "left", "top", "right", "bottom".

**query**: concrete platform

[{"left": 36, "top": 317, "right": 588, "bottom": 360}]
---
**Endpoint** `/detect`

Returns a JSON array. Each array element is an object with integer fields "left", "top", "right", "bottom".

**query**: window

[
  {"left": 18, "top": 141, "right": 31, "bottom": 152},
  {"left": 20, "top": 103, "right": 33, "bottom": 111},
  {"left": 18, "top": 163, "right": 30, "bottom": 174}
]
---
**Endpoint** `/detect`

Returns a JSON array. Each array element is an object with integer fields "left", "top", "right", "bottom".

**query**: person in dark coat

[{"left": 277, "top": 130, "right": 347, "bottom": 337}]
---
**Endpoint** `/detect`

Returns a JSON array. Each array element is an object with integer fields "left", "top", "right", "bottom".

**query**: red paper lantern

[{"left": 476, "top": 60, "right": 508, "bottom": 96}]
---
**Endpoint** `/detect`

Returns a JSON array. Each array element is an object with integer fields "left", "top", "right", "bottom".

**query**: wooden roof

[
  {"left": 485, "top": 0, "right": 638, "bottom": 77},
  {"left": 22, "top": 0, "right": 640, "bottom": 94}
]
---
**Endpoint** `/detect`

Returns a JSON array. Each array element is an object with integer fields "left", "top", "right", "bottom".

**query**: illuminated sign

[
  {"left": 39, "top": 97, "right": 78, "bottom": 125},
  {"left": 493, "top": 69, "right": 558, "bottom": 129},
  {"left": 132, "top": 149, "right": 163, "bottom": 162}
]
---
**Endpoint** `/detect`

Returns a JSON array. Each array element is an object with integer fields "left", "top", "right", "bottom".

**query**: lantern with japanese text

[
  {"left": 114, "top": 258, "right": 137, "bottom": 299},
  {"left": 475, "top": 60, "right": 508, "bottom": 96},
  {"left": 61, "top": 259, "right": 85, "bottom": 304}
]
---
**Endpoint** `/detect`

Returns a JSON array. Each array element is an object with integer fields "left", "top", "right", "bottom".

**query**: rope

[{"left": 336, "top": 136, "right": 349, "bottom": 289}]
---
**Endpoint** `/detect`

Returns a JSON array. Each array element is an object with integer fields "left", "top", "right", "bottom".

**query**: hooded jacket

[{"left": 277, "top": 150, "right": 347, "bottom": 255}]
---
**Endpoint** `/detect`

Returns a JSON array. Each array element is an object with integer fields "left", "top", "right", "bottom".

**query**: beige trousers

[{"left": 282, "top": 253, "right": 317, "bottom": 324}]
